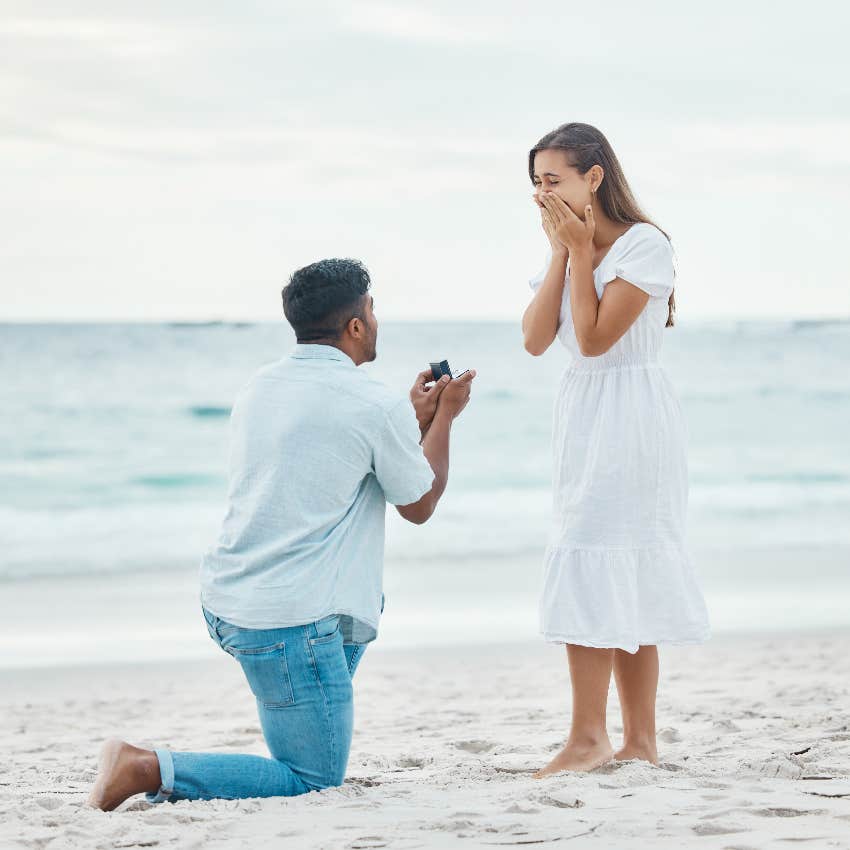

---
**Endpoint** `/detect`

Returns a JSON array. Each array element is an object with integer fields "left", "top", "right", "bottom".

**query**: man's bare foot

[
  {"left": 533, "top": 736, "right": 614, "bottom": 778},
  {"left": 87, "top": 739, "right": 161, "bottom": 811},
  {"left": 613, "top": 743, "right": 659, "bottom": 766}
]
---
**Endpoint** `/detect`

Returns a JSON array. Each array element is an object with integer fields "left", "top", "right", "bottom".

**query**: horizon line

[{"left": 1, "top": 316, "right": 849, "bottom": 326}]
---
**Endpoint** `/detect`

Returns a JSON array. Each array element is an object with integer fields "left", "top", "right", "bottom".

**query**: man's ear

[{"left": 345, "top": 315, "right": 363, "bottom": 339}]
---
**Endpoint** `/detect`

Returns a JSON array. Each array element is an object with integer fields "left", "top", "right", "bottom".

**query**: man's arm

[
  {"left": 395, "top": 407, "right": 451, "bottom": 524},
  {"left": 396, "top": 370, "right": 475, "bottom": 525},
  {"left": 409, "top": 369, "right": 450, "bottom": 442}
]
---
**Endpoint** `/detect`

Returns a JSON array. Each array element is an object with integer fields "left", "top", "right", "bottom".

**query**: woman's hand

[
  {"left": 540, "top": 192, "right": 595, "bottom": 256},
  {"left": 533, "top": 193, "right": 568, "bottom": 259}
]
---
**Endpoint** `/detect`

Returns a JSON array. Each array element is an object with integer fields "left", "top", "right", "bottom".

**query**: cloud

[
  {"left": 0, "top": 15, "right": 189, "bottom": 58},
  {"left": 671, "top": 121, "right": 850, "bottom": 167},
  {"left": 337, "top": 1, "right": 510, "bottom": 44},
  {"left": 0, "top": 116, "right": 524, "bottom": 166}
]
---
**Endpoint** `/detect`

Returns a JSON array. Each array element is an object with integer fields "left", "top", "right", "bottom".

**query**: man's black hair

[{"left": 281, "top": 258, "right": 371, "bottom": 342}]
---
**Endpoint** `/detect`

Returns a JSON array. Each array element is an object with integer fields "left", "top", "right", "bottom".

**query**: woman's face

[{"left": 531, "top": 149, "right": 593, "bottom": 219}]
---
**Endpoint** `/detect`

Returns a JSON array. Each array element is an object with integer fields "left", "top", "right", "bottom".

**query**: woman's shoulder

[
  {"left": 604, "top": 222, "right": 675, "bottom": 297},
  {"left": 619, "top": 222, "right": 671, "bottom": 251},
  {"left": 607, "top": 222, "right": 674, "bottom": 269}
]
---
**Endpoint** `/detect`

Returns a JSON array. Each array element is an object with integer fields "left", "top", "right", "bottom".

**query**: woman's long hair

[{"left": 528, "top": 122, "right": 675, "bottom": 327}]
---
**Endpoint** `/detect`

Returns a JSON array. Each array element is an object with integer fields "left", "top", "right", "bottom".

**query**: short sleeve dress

[{"left": 528, "top": 223, "right": 710, "bottom": 654}]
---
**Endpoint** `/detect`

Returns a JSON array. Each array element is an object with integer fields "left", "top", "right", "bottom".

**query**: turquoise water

[{"left": 1, "top": 320, "right": 849, "bottom": 660}]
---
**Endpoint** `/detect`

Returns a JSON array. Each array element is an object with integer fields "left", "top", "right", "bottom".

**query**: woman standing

[{"left": 522, "top": 123, "right": 710, "bottom": 776}]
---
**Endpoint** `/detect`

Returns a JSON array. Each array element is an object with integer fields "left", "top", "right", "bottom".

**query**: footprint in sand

[
  {"left": 691, "top": 822, "right": 747, "bottom": 836},
  {"left": 395, "top": 755, "right": 433, "bottom": 769},
  {"left": 506, "top": 803, "right": 540, "bottom": 814},
  {"left": 122, "top": 800, "right": 154, "bottom": 812},
  {"left": 492, "top": 760, "right": 537, "bottom": 775},
  {"left": 426, "top": 819, "right": 477, "bottom": 832},
  {"left": 454, "top": 740, "right": 496, "bottom": 754},
  {"left": 738, "top": 755, "right": 803, "bottom": 779},
  {"left": 537, "top": 792, "right": 584, "bottom": 809},
  {"left": 657, "top": 727, "right": 682, "bottom": 743},
  {"left": 345, "top": 776, "right": 382, "bottom": 787},
  {"left": 34, "top": 795, "right": 67, "bottom": 811},
  {"left": 750, "top": 807, "right": 827, "bottom": 818}
]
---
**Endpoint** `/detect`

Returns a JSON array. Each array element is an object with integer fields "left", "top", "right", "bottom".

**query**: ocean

[{"left": 1, "top": 320, "right": 849, "bottom": 667}]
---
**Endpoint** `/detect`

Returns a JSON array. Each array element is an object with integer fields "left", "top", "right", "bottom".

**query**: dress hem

[{"left": 539, "top": 629, "right": 712, "bottom": 654}]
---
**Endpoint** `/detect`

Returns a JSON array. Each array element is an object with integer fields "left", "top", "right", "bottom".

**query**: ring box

[
  {"left": 429, "top": 360, "right": 452, "bottom": 382},
  {"left": 429, "top": 360, "right": 469, "bottom": 382}
]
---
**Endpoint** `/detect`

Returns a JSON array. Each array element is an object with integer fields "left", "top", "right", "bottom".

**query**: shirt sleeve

[
  {"left": 604, "top": 228, "right": 675, "bottom": 298},
  {"left": 528, "top": 249, "right": 553, "bottom": 294},
  {"left": 373, "top": 400, "right": 435, "bottom": 506}
]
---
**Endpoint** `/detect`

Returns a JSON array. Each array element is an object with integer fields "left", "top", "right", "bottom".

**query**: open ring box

[{"left": 429, "top": 360, "right": 469, "bottom": 383}]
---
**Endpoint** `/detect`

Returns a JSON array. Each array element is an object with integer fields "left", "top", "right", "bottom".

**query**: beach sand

[{"left": 2, "top": 632, "right": 849, "bottom": 849}]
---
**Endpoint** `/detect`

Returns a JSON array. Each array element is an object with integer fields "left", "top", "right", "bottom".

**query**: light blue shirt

[{"left": 199, "top": 344, "right": 435, "bottom": 643}]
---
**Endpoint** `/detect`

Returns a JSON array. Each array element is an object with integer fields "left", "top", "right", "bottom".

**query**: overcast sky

[{"left": 2, "top": 0, "right": 849, "bottom": 321}]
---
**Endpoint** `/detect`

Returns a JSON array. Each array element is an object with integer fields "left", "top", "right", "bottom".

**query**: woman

[{"left": 522, "top": 123, "right": 710, "bottom": 777}]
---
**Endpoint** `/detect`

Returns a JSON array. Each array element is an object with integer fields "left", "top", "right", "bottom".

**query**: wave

[
  {"left": 167, "top": 321, "right": 255, "bottom": 329},
  {"left": 680, "top": 387, "right": 850, "bottom": 403},
  {"left": 791, "top": 318, "right": 850, "bottom": 331},
  {"left": 131, "top": 473, "right": 224, "bottom": 489},
  {"left": 188, "top": 405, "right": 231, "bottom": 418},
  {"left": 746, "top": 472, "right": 850, "bottom": 484}
]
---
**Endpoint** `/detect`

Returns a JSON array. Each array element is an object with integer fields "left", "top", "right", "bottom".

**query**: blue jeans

[{"left": 147, "top": 608, "right": 368, "bottom": 802}]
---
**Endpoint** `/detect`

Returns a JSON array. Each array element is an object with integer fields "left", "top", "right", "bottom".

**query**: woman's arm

[
  {"left": 522, "top": 251, "right": 568, "bottom": 356},
  {"left": 541, "top": 194, "right": 649, "bottom": 357},
  {"left": 522, "top": 199, "right": 570, "bottom": 357},
  {"left": 567, "top": 251, "right": 649, "bottom": 357}
]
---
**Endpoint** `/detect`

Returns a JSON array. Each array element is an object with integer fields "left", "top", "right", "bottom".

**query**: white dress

[{"left": 529, "top": 223, "right": 710, "bottom": 654}]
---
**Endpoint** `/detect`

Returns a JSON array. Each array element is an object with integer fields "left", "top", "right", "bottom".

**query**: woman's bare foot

[
  {"left": 533, "top": 735, "right": 614, "bottom": 778},
  {"left": 613, "top": 742, "right": 659, "bottom": 765},
  {"left": 87, "top": 739, "right": 161, "bottom": 811}
]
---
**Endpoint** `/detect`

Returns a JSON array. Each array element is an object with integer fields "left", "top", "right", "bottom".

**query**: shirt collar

[{"left": 291, "top": 343, "right": 356, "bottom": 366}]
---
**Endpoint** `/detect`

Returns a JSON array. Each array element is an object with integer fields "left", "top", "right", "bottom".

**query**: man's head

[{"left": 282, "top": 258, "right": 378, "bottom": 365}]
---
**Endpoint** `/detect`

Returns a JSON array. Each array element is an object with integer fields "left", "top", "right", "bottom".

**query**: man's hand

[
  {"left": 396, "top": 367, "right": 477, "bottom": 526},
  {"left": 410, "top": 369, "right": 451, "bottom": 438},
  {"left": 436, "top": 370, "right": 476, "bottom": 419}
]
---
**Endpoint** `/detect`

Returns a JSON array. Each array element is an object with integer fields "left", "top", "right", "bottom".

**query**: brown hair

[{"left": 529, "top": 122, "right": 675, "bottom": 327}]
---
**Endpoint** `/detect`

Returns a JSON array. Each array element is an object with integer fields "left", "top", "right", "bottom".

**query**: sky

[{"left": 2, "top": 0, "right": 849, "bottom": 321}]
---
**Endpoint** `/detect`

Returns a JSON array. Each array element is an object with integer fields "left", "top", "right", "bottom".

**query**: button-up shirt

[{"left": 200, "top": 343, "right": 435, "bottom": 643}]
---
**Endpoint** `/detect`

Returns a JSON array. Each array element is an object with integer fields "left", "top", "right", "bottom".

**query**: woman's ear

[{"left": 589, "top": 164, "right": 604, "bottom": 193}]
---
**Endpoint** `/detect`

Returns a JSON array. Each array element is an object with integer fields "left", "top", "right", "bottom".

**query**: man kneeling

[{"left": 88, "top": 258, "right": 475, "bottom": 808}]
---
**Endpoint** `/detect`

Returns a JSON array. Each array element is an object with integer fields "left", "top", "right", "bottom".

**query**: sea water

[{"left": 1, "top": 321, "right": 848, "bottom": 666}]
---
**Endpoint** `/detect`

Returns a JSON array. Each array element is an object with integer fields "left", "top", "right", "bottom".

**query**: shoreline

[
  {"left": 4, "top": 622, "right": 850, "bottom": 680},
  {"left": 3, "top": 542, "right": 850, "bottom": 672}
]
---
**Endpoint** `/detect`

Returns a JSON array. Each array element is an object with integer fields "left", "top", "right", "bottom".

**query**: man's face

[{"left": 360, "top": 294, "right": 378, "bottom": 363}]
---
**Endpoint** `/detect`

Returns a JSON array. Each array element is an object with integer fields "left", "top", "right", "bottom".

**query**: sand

[{"left": 2, "top": 631, "right": 849, "bottom": 849}]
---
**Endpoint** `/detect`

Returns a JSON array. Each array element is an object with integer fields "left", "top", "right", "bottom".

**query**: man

[{"left": 88, "top": 258, "right": 475, "bottom": 808}]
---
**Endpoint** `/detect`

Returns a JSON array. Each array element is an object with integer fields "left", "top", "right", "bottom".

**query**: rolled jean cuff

[{"left": 145, "top": 748, "right": 175, "bottom": 803}]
